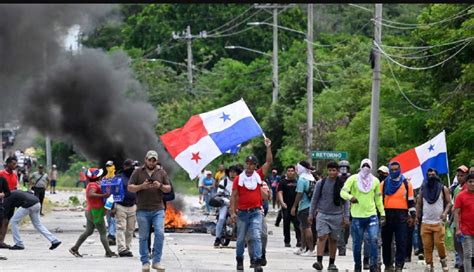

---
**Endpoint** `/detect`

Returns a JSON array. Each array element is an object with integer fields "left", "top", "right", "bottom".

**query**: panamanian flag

[
  {"left": 160, "top": 99, "right": 263, "bottom": 179},
  {"left": 390, "top": 130, "right": 448, "bottom": 189}
]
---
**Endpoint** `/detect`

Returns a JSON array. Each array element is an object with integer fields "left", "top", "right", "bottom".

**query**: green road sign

[{"left": 312, "top": 151, "right": 348, "bottom": 160}]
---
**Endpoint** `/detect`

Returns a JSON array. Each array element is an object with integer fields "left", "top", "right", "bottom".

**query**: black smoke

[{"left": 0, "top": 4, "right": 174, "bottom": 171}]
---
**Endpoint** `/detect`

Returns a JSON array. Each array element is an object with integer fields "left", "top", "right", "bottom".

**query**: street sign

[{"left": 312, "top": 151, "right": 348, "bottom": 160}]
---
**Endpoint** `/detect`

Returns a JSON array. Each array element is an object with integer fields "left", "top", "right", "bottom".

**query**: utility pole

[
  {"left": 369, "top": 4, "right": 382, "bottom": 171},
  {"left": 172, "top": 26, "right": 207, "bottom": 94},
  {"left": 253, "top": 4, "right": 286, "bottom": 104},
  {"left": 43, "top": 44, "right": 52, "bottom": 170},
  {"left": 306, "top": 4, "right": 314, "bottom": 163},
  {"left": 272, "top": 8, "right": 279, "bottom": 104}
]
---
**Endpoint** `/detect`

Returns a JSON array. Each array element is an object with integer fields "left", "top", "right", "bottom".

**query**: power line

[
  {"left": 385, "top": 58, "right": 463, "bottom": 112},
  {"left": 381, "top": 5, "right": 473, "bottom": 27},
  {"left": 375, "top": 40, "right": 472, "bottom": 70},
  {"left": 209, "top": 9, "right": 264, "bottom": 36},
  {"left": 380, "top": 36, "right": 474, "bottom": 49},
  {"left": 206, "top": 5, "right": 254, "bottom": 35},
  {"left": 381, "top": 40, "right": 469, "bottom": 60},
  {"left": 304, "top": 20, "right": 372, "bottom": 47}
]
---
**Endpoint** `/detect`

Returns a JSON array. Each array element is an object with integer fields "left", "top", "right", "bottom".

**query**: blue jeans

[
  {"left": 11, "top": 203, "right": 60, "bottom": 247},
  {"left": 136, "top": 210, "right": 165, "bottom": 265},
  {"left": 352, "top": 216, "right": 379, "bottom": 268},
  {"left": 363, "top": 219, "right": 382, "bottom": 265},
  {"left": 236, "top": 209, "right": 262, "bottom": 261},
  {"left": 203, "top": 192, "right": 211, "bottom": 213},
  {"left": 216, "top": 204, "right": 229, "bottom": 239},
  {"left": 107, "top": 212, "right": 116, "bottom": 237}
]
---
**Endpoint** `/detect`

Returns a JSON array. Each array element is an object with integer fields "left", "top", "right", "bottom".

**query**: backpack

[
  {"left": 306, "top": 178, "right": 317, "bottom": 199},
  {"left": 162, "top": 179, "right": 175, "bottom": 202}
]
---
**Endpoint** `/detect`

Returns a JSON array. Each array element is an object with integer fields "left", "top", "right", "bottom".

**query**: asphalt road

[{"left": 0, "top": 190, "right": 454, "bottom": 271}]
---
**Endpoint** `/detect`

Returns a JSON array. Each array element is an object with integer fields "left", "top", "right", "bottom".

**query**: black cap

[
  {"left": 123, "top": 159, "right": 134, "bottom": 167},
  {"left": 245, "top": 155, "right": 258, "bottom": 164}
]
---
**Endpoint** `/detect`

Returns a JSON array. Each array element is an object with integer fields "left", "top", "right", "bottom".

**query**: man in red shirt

[
  {"left": 230, "top": 138, "right": 272, "bottom": 272},
  {"left": 0, "top": 156, "right": 18, "bottom": 191},
  {"left": 454, "top": 173, "right": 474, "bottom": 272}
]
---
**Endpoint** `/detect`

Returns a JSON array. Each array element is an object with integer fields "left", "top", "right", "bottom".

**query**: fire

[{"left": 165, "top": 203, "right": 187, "bottom": 228}]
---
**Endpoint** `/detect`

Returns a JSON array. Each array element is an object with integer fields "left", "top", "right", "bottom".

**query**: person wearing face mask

[
  {"left": 380, "top": 161, "right": 416, "bottom": 272},
  {"left": 104, "top": 160, "right": 117, "bottom": 246},
  {"left": 415, "top": 168, "right": 450, "bottom": 272},
  {"left": 341, "top": 159, "right": 385, "bottom": 272},
  {"left": 111, "top": 159, "right": 137, "bottom": 257},
  {"left": 336, "top": 160, "right": 351, "bottom": 256}
]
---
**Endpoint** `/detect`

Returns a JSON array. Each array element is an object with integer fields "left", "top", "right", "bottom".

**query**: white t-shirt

[{"left": 217, "top": 177, "right": 233, "bottom": 196}]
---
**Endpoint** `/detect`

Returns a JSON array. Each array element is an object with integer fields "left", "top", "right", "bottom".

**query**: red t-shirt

[
  {"left": 454, "top": 190, "right": 474, "bottom": 235},
  {"left": 232, "top": 168, "right": 265, "bottom": 210},
  {"left": 86, "top": 182, "right": 105, "bottom": 211},
  {"left": 0, "top": 170, "right": 18, "bottom": 191}
]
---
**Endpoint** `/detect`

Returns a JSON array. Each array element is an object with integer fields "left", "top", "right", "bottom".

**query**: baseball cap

[
  {"left": 52, "top": 164, "right": 57, "bottom": 168},
  {"left": 205, "top": 170, "right": 212, "bottom": 175},
  {"left": 145, "top": 150, "right": 159, "bottom": 160},
  {"left": 457, "top": 165, "right": 468, "bottom": 173},
  {"left": 245, "top": 155, "right": 258, "bottom": 164},
  {"left": 377, "top": 166, "right": 389, "bottom": 174},
  {"left": 106, "top": 160, "right": 114, "bottom": 166}
]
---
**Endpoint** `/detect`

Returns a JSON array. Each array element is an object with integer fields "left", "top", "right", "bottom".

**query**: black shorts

[
  {"left": 297, "top": 208, "right": 310, "bottom": 229},
  {"left": 50, "top": 180, "right": 57, "bottom": 187}
]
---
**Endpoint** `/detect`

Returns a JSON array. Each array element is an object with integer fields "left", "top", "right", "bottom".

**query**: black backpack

[{"left": 162, "top": 179, "right": 175, "bottom": 202}]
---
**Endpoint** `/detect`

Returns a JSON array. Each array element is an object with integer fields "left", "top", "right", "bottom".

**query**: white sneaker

[
  {"left": 152, "top": 262, "right": 165, "bottom": 271},
  {"left": 142, "top": 263, "right": 151, "bottom": 272},
  {"left": 293, "top": 248, "right": 305, "bottom": 255},
  {"left": 301, "top": 250, "right": 316, "bottom": 257}
]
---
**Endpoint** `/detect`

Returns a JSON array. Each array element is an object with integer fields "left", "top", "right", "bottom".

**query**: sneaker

[
  {"left": 0, "top": 242, "right": 11, "bottom": 249},
  {"left": 295, "top": 242, "right": 302, "bottom": 247},
  {"left": 418, "top": 254, "right": 424, "bottom": 261},
  {"left": 0, "top": 255, "right": 7, "bottom": 260},
  {"left": 236, "top": 256, "right": 244, "bottom": 271},
  {"left": 293, "top": 248, "right": 305, "bottom": 255},
  {"left": 312, "top": 261, "right": 323, "bottom": 271},
  {"left": 9, "top": 245, "right": 24, "bottom": 250},
  {"left": 338, "top": 248, "right": 346, "bottom": 256},
  {"left": 107, "top": 235, "right": 116, "bottom": 246},
  {"left": 328, "top": 263, "right": 339, "bottom": 271},
  {"left": 214, "top": 238, "right": 220, "bottom": 247},
  {"left": 363, "top": 257, "right": 370, "bottom": 270},
  {"left": 284, "top": 243, "right": 291, "bottom": 247},
  {"left": 440, "top": 258, "right": 448, "bottom": 272},
  {"left": 142, "top": 263, "right": 151, "bottom": 272},
  {"left": 119, "top": 250, "right": 133, "bottom": 257},
  {"left": 261, "top": 254, "right": 267, "bottom": 266},
  {"left": 49, "top": 241, "right": 61, "bottom": 250},
  {"left": 151, "top": 262, "right": 165, "bottom": 271},
  {"left": 69, "top": 247, "right": 83, "bottom": 257},
  {"left": 105, "top": 251, "right": 118, "bottom": 257},
  {"left": 424, "top": 264, "right": 434, "bottom": 272},
  {"left": 354, "top": 265, "right": 362, "bottom": 272},
  {"left": 384, "top": 265, "right": 394, "bottom": 272},
  {"left": 301, "top": 250, "right": 316, "bottom": 257}
]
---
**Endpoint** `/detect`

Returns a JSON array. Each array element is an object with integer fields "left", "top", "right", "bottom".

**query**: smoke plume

[{"left": 0, "top": 4, "right": 174, "bottom": 171}]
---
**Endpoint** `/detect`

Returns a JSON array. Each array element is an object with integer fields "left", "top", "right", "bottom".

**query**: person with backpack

[
  {"left": 380, "top": 161, "right": 416, "bottom": 272},
  {"left": 415, "top": 168, "right": 450, "bottom": 272},
  {"left": 340, "top": 159, "right": 385, "bottom": 272},
  {"left": 277, "top": 165, "right": 301, "bottom": 248},
  {"left": 307, "top": 161, "right": 349, "bottom": 271},
  {"left": 111, "top": 159, "right": 136, "bottom": 257},
  {"left": 291, "top": 160, "right": 316, "bottom": 258},
  {"left": 29, "top": 164, "right": 49, "bottom": 216}
]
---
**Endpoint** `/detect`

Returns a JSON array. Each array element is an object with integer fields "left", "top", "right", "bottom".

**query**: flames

[{"left": 165, "top": 203, "right": 187, "bottom": 228}]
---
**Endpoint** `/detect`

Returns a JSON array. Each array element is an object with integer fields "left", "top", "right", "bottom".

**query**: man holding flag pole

[{"left": 160, "top": 99, "right": 271, "bottom": 271}]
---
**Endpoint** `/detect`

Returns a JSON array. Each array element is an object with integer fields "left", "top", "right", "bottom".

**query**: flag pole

[{"left": 443, "top": 130, "right": 451, "bottom": 187}]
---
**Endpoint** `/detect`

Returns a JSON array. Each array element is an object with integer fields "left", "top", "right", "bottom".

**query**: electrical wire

[
  {"left": 304, "top": 20, "right": 372, "bottom": 47},
  {"left": 385, "top": 57, "right": 463, "bottom": 112},
  {"left": 206, "top": 5, "right": 254, "bottom": 35},
  {"left": 209, "top": 9, "right": 264, "bottom": 35},
  {"left": 374, "top": 40, "right": 472, "bottom": 70},
  {"left": 381, "top": 41, "right": 469, "bottom": 60},
  {"left": 381, "top": 5, "right": 473, "bottom": 27},
  {"left": 206, "top": 6, "right": 292, "bottom": 38},
  {"left": 380, "top": 36, "right": 474, "bottom": 49},
  {"left": 348, "top": 4, "right": 373, "bottom": 13}
]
